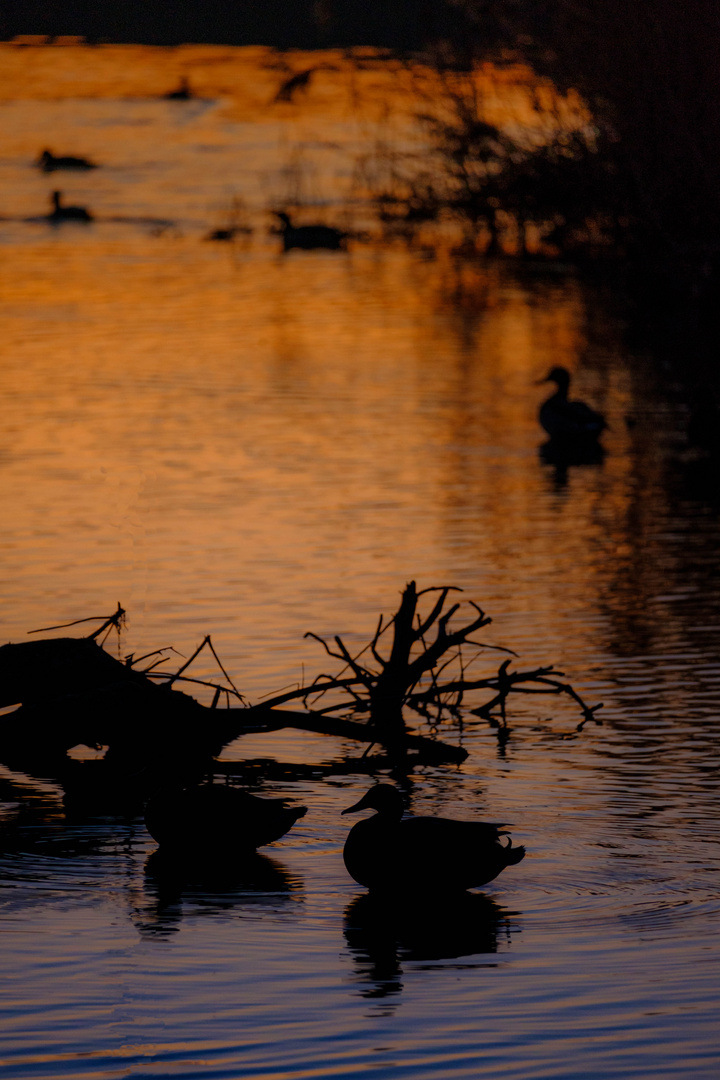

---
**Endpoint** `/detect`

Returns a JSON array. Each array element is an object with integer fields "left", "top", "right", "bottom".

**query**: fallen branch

[
  {"left": 1, "top": 585, "right": 600, "bottom": 795},
  {"left": 289, "top": 581, "right": 602, "bottom": 745}
]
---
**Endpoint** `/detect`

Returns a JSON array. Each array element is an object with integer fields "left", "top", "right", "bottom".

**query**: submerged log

[{"left": 251, "top": 706, "right": 467, "bottom": 763}]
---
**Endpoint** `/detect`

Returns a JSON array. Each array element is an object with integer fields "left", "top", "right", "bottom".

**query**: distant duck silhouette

[
  {"left": 164, "top": 77, "right": 192, "bottom": 100},
  {"left": 144, "top": 783, "right": 307, "bottom": 854},
  {"left": 274, "top": 211, "right": 345, "bottom": 251},
  {"left": 341, "top": 784, "right": 525, "bottom": 893},
  {"left": 274, "top": 68, "right": 315, "bottom": 103},
  {"left": 205, "top": 227, "right": 237, "bottom": 241},
  {"left": 204, "top": 225, "right": 252, "bottom": 242},
  {"left": 537, "top": 366, "right": 607, "bottom": 442},
  {"left": 47, "top": 190, "right": 93, "bottom": 222},
  {"left": 37, "top": 149, "right": 98, "bottom": 172}
]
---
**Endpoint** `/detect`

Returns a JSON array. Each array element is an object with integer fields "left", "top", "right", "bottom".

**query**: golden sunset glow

[{"left": 0, "top": 40, "right": 718, "bottom": 1080}]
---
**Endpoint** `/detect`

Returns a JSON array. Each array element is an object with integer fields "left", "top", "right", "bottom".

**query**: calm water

[{"left": 1, "top": 43, "right": 719, "bottom": 1080}]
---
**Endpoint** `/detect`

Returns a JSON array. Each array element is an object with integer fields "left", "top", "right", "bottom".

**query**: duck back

[
  {"left": 145, "top": 785, "right": 307, "bottom": 853},
  {"left": 344, "top": 812, "right": 524, "bottom": 892},
  {"left": 540, "top": 395, "right": 606, "bottom": 440}
]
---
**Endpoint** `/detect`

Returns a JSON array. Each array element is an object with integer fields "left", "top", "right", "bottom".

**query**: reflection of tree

[
  {"left": 343, "top": 890, "right": 517, "bottom": 1001},
  {"left": 356, "top": 60, "right": 627, "bottom": 260},
  {"left": 459, "top": 0, "right": 720, "bottom": 321},
  {"left": 136, "top": 849, "right": 300, "bottom": 938}
]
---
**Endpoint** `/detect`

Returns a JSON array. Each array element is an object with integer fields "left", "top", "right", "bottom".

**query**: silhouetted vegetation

[
  {"left": 7, "top": 1, "right": 719, "bottom": 340},
  {"left": 361, "top": 77, "right": 629, "bottom": 259},
  {"left": 451, "top": 0, "right": 720, "bottom": 341},
  {"left": 0, "top": 586, "right": 601, "bottom": 805}
]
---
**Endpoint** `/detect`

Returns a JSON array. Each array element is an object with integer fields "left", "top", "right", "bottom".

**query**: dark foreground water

[{"left": 0, "top": 43, "right": 719, "bottom": 1080}]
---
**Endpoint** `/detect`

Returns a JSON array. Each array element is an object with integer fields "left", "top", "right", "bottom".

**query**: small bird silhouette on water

[
  {"left": 37, "top": 149, "right": 98, "bottom": 172},
  {"left": 274, "top": 211, "right": 345, "bottom": 251},
  {"left": 205, "top": 227, "right": 237, "bottom": 241},
  {"left": 341, "top": 784, "right": 525, "bottom": 892},
  {"left": 274, "top": 68, "right": 315, "bottom": 103},
  {"left": 537, "top": 366, "right": 606, "bottom": 442},
  {"left": 47, "top": 190, "right": 93, "bottom": 222},
  {"left": 164, "top": 77, "right": 193, "bottom": 100},
  {"left": 144, "top": 784, "right": 307, "bottom": 854}
]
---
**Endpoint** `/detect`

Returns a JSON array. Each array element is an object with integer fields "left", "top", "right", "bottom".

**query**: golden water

[{"left": 0, "top": 43, "right": 719, "bottom": 1080}]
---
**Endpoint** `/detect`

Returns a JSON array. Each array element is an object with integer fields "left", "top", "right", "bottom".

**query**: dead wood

[
  {"left": 0, "top": 585, "right": 599, "bottom": 799},
  {"left": 262, "top": 581, "right": 602, "bottom": 748},
  {"left": 0, "top": 606, "right": 467, "bottom": 796}
]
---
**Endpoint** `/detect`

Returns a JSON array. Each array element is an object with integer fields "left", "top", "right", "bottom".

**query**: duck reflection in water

[
  {"left": 341, "top": 784, "right": 525, "bottom": 893},
  {"left": 139, "top": 848, "right": 300, "bottom": 937},
  {"left": 344, "top": 891, "right": 515, "bottom": 1000}
]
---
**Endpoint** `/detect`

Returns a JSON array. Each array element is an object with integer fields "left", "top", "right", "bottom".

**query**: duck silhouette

[
  {"left": 164, "top": 77, "right": 192, "bottom": 100},
  {"left": 47, "top": 190, "right": 93, "bottom": 222},
  {"left": 342, "top": 784, "right": 525, "bottom": 892},
  {"left": 538, "top": 366, "right": 606, "bottom": 442},
  {"left": 37, "top": 149, "right": 98, "bottom": 172},
  {"left": 274, "top": 211, "right": 345, "bottom": 251},
  {"left": 205, "top": 227, "right": 237, "bottom": 241},
  {"left": 144, "top": 783, "right": 307, "bottom": 854},
  {"left": 274, "top": 68, "right": 315, "bottom": 103}
]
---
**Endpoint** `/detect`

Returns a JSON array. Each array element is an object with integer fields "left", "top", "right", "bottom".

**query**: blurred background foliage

[{"left": 3, "top": 0, "right": 719, "bottom": 349}]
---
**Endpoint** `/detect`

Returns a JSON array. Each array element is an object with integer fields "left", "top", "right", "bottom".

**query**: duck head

[
  {"left": 537, "top": 366, "right": 571, "bottom": 394},
  {"left": 341, "top": 784, "right": 404, "bottom": 820}
]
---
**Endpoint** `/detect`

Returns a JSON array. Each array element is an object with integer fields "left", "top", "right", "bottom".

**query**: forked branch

[{"left": 296, "top": 580, "right": 603, "bottom": 745}]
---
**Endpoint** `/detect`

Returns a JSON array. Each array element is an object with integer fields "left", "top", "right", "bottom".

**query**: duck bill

[{"left": 341, "top": 797, "right": 367, "bottom": 815}]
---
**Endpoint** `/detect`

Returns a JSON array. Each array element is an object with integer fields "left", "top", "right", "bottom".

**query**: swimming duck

[
  {"left": 37, "top": 149, "right": 98, "bottom": 172},
  {"left": 47, "top": 190, "right": 93, "bottom": 222},
  {"left": 342, "top": 784, "right": 525, "bottom": 892},
  {"left": 274, "top": 211, "right": 345, "bottom": 251},
  {"left": 274, "top": 68, "right": 315, "bottom": 103},
  {"left": 538, "top": 366, "right": 606, "bottom": 442},
  {"left": 164, "top": 77, "right": 192, "bottom": 100},
  {"left": 144, "top": 784, "right": 307, "bottom": 853}
]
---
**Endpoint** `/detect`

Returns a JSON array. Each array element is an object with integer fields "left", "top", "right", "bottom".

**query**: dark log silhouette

[{"left": 0, "top": 587, "right": 601, "bottom": 805}]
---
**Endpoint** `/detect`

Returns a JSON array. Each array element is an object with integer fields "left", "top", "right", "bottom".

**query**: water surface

[{"left": 0, "top": 43, "right": 719, "bottom": 1080}]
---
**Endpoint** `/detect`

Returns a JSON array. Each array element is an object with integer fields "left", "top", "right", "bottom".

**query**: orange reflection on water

[
  {"left": 1, "top": 45, "right": 719, "bottom": 1080},
  {"left": 0, "top": 40, "right": 704, "bottom": 713}
]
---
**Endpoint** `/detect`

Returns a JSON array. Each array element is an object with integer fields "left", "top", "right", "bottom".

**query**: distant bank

[{"left": 0, "top": 0, "right": 478, "bottom": 51}]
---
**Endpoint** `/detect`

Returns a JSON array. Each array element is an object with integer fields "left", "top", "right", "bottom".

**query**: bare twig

[
  {"left": 28, "top": 602, "right": 126, "bottom": 640},
  {"left": 299, "top": 582, "right": 602, "bottom": 743}
]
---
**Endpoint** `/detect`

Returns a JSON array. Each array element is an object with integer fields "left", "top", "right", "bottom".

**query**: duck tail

[{"left": 502, "top": 837, "right": 526, "bottom": 865}]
